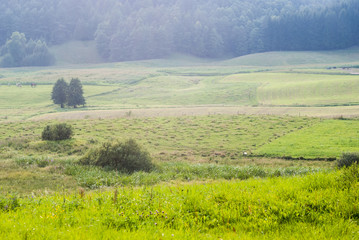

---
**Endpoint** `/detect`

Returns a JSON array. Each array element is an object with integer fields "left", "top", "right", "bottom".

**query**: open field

[
  {"left": 224, "top": 72, "right": 359, "bottom": 106},
  {"left": 255, "top": 119, "right": 359, "bottom": 159},
  {"left": 27, "top": 105, "right": 359, "bottom": 121},
  {"left": 1, "top": 114, "right": 356, "bottom": 195},
  {"left": 0, "top": 115, "right": 319, "bottom": 162},
  {"left": 1, "top": 47, "right": 359, "bottom": 122},
  {"left": 1, "top": 48, "right": 359, "bottom": 238}
]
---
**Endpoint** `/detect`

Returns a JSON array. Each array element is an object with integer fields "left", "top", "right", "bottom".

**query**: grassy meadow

[
  {"left": 224, "top": 72, "right": 359, "bottom": 106},
  {"left": 1, "top": 168, "right": 358, "bottom": 239},
  {"left": 255, "top": 119, "right": 359, "bottom": 159},
  {"left": 1, "top": 47, "right": 359, "bottom": 122},
  {"left": 1, "top": 48, "right": 359, "bottom": 238}
]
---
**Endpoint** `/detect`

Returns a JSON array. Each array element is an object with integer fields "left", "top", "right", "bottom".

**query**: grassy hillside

[
  {"left": 255, "top": 119, "right": 359, "bottom": 159},
  {"left": 1, "top": 48, "right": 359, "bottom": 239},
  {"left": 4, "top": 114, "right": 359, "bottom": 195},
  {"left": 50, "top": 41, "right": 104, "bottom": 65},
  {"left": 223, "top": 72, "right": 359, "bottom": 106},
  {"left": 0, "top": 114, "right": 337, "bottom": 194},
  {"left": 221, "top": 47, "right": 359, "bottom": 66},
  {"left": 49, "top": 41, "right": 359, "bottom": 68},
  {"left": 0, "top": 115, "right": 319, "bottom": 161},
  {"left": 2, "top": 47, "right": 359, "bottom": 121}
]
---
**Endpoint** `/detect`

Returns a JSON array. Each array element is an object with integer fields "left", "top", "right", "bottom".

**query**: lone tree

[
  {"left": 51, "top": 78, "right": 68, "bottom": 108},
  {"left": 67, "top": 78, "right": 85, "bottom": 108}
]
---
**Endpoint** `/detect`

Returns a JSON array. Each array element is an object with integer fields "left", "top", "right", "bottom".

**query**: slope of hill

[
  {"left": 50, "top": 41, "right": 104, "bottom": 65},
  {"left": 221, "top": 47, "right": 359, "bottom": 67},
  {"left": 3, "top": 46, "right": 359, "bottom": 122},
  {"left": 50, "top": 42, "right": 359, "bottom": 67}
]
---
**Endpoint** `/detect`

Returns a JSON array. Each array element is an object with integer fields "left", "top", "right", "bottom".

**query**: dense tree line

[
  {"left": 0, "top": 0, "right": 358, "bottom": 62},
  {"left": 264, "top": 0, "right": 359, "bottom": 51},
  {"left": 0, "top": 32, "right": 54, "bottom": 67}
]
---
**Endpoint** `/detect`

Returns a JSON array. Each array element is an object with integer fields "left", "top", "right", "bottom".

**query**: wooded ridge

[{"left": 1, "top": 0, "right": 358, "bottom": 62}]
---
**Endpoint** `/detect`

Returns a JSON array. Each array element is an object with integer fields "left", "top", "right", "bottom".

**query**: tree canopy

[
  {"left": 0, "top": 32, "right": 54, "bottom": 67},
  {"left": 51, "top": 78, "right": 85, "bottom": 108},
  {"left": 51, "top": 78, "right": 68, "bottom": 108},
  {"left": 67, "top": 78, "right": 86, "bottom": 108},
  {"left": 0, "top": 0, "right": 358, "bottom": 62}
]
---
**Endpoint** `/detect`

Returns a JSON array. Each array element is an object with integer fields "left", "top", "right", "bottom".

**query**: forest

[{"left": 0, "top": 0, "right": 358, "bottom": 65}]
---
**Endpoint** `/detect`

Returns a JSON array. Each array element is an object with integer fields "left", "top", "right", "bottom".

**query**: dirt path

[{"left": 29, "top": 105, "right": 359, "bottom": 121}]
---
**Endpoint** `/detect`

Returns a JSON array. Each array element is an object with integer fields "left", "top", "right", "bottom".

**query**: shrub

[
  {"left": 41, "top": 123, "right": 73, "bottom": 141},
  {"left": 337, "top": 164, "right": 359, "bottom": 189},
  {"left": 337, "top": 152, "right": 359, "bottom": 168},
  {"left": 79, "top": 139, "right": 153, "bottom": 173}
]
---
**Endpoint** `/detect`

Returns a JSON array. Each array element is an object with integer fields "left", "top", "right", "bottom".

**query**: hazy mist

[{"left": 0, "top": 0, "right": 358, "bottom": 66}]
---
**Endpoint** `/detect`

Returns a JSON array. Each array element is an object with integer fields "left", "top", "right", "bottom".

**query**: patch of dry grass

[{"left": 28, "top": 105, "right": 359, "bottom": 121}]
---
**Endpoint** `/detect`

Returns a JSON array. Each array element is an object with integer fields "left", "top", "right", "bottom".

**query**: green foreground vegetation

[
  {"left": 1, "top": 51, "right": 359, "bottom": 238},
  {"left": 1, "top": 114, "right": 358, "bottom": 238},
  {"left": 1, "top": 166, "right": 358, "bottom": 239}
]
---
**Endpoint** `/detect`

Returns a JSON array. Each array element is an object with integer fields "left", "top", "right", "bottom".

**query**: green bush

[
  {"left": 337, "top": 152, "right": 359, "bottom": 168},
  {"left": 337, "top": 164, "right": 359, "bottom": 189},
  {"left": 79, "top": 139, "right": 153, "bottom": 173},
  {"left": 41, "top": 123, "right": 73, "bottom": 141}
]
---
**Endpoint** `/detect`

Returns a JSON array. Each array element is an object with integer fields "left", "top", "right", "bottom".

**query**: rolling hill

[
  {"left": 1, "top": 45, "right": 359, "bottom": 122},
  {"left": 51, "top": 41, "right": 359, "bottom": 67}
]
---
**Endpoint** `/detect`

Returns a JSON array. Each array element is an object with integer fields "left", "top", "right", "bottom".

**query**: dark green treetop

[
  {"left": 67, "top": 78, "right": 85, "bottom": 108},
  {"left": 51, "top": 78, "right": 68, "bottom": 108}
]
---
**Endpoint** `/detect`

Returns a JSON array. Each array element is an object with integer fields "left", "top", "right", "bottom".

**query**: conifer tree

[
  {"left": 67, "top": 78, "right": 85, "bottom": 108},
  {"left": 51, "top": 78, "right": 68, "bottom": 108}
]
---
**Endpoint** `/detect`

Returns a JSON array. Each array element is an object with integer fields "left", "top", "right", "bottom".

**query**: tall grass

[
  {"left": 63, "top": 162, "right": 324, "bottom": 189},
  {"left": 0, "top": 166, "right": 358, "bottom": 239}
]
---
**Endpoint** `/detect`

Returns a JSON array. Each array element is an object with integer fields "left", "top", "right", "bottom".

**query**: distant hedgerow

[
  {"left": 41, "top": 123, "right": 73, "bottom": 141},
  {"left": 337, "top": 152, "right": 359, "bottom": 168},
  {"left": 79, "top": 139, "right": 153, "bottom": 173}
]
